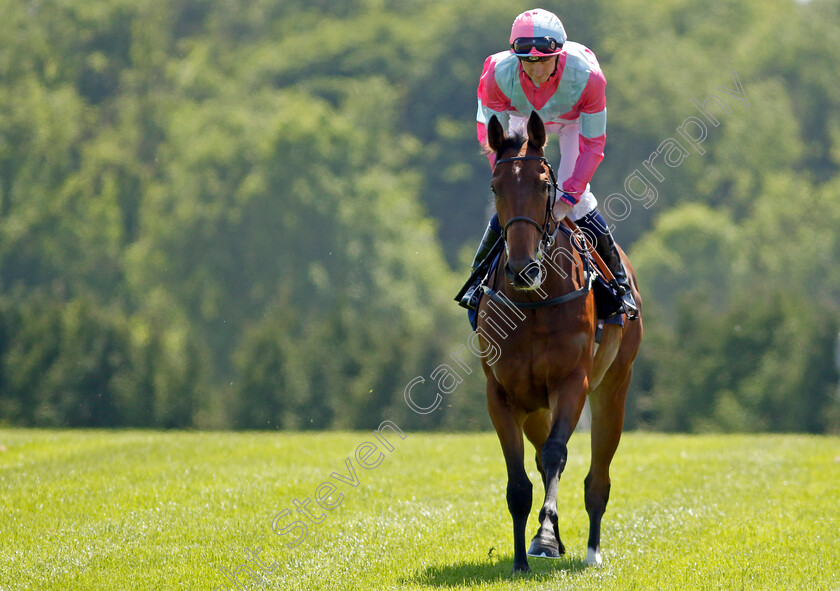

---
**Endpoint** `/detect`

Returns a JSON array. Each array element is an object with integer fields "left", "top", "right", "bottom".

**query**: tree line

[{"left": 1, "top": 0, "right": 838, "bottom": 433}]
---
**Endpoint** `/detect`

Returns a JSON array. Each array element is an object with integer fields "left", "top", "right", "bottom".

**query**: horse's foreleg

[
  {"left": 523, "top": 410, "right": 552, "bottom": 488},
  {"left": 528, "top": 375, "right": 588, "bottom": 559},
  {"left": 487, "top": 382, "right": 532, "bottom": 574},
  {"left": 527, "top": 430, "right": 568, "bottom": 558},
  {"left": 585, "top": 368, "right": 631, "bottom": 566}
]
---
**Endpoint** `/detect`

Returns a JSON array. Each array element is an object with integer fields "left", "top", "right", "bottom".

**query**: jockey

[{"left": 459, "top": 8, "right": 637, "bottom": 320}]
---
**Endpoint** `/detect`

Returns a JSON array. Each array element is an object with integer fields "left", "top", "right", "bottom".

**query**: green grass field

[{"left": 1, "top": 429, "right": 838, "bottom": 590}]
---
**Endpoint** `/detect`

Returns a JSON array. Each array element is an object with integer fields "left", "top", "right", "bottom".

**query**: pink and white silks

[{"left": 476, "top": 42, "right": 607, "bottom": 222}]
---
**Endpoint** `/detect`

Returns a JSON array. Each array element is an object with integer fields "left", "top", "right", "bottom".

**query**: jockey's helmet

[{"left": 509, "top": 9, "right": 566, "bottom": 62}]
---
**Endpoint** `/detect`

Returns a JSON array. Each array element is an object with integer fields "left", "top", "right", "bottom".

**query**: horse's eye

[{"left": 490, "top": 184, "right": 497, "bottom": 195}]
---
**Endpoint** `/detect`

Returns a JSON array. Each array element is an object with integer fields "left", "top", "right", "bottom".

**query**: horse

[{"left": 476, "top": 111, "right": 643, "bottom": 574}]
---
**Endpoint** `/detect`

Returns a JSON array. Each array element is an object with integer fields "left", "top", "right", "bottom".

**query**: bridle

[
  {"left": 485, "top": 154, "right": 594, "bottom": 309},
  {"left": 494, "top": 155, "right": 559, "bottom": 255}
]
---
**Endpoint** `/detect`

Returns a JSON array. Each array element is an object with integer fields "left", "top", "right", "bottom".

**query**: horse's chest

[{"left": 488, "top": 326, "right": 589, "bottom": 398}]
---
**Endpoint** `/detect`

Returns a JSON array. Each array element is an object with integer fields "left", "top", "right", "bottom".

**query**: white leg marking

[{"left": 585, "top": 546, "right": 602, "bottom": 566}]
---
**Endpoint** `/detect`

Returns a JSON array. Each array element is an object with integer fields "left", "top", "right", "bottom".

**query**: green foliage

[
  {"left": 1, "top": 0, "right": 839, "bottom": 431},
  {"left": 0, "top": 292, "right": 203, "bottom": 427},
  {"left": 630, "top": 178, "right": 840, "bottom": 433}
]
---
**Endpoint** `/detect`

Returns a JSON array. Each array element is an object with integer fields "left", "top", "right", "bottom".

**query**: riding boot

[
  {"left": 458, "top": 215, "right": 502, "bottom": 310},
  {"left": 576, "top": 210, "right": 638, "bottom": 320}
]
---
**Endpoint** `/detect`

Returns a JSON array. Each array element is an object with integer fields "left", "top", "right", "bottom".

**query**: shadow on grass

[{"left": 406, "top": 554, "right": 589, "bottom": 587}]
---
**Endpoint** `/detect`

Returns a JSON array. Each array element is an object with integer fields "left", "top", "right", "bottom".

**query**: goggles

[{"left": 510, "top": 36, "right": 561, "bottom": 56}]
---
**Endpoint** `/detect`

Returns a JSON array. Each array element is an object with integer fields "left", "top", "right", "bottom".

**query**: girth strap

[{"left": 481, "top": 268, "right": 594, "bottom": 310}]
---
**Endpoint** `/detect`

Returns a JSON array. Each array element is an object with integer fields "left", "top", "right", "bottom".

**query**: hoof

[
  {"left": 585, "top": 546, "right": 603, "bottom": 566},
  {"left": 527, "top": 534, "right": 563, "bottom": 559},
  {"left": 511, "top": 562, "right": 531, "bottom": 575}
]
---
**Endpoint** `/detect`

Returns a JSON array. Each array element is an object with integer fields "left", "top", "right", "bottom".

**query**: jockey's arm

[
  {"left": 561, "top": 71, "right": 607, "bottom": 202},
  {"left": 476, "top": 107, "right": 510, "bottom": 168},
  {"left": 476, "top": 54, "right": 513, "bottom": 168}
]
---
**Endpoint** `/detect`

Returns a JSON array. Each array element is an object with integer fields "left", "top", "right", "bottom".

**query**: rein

[{"left": 486, "top": 155, "right": 593, "bottom": 310}]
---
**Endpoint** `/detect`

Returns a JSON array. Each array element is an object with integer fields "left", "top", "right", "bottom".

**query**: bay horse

[{"left": 477, "top": 111, "right": 642, "bottom": 573}]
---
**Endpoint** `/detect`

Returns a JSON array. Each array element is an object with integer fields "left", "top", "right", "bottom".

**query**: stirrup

[
  {"left": 605, "top": 279, "right": 638, "bottom": 321},
  {"left": 613, "top": 281, "right": 638, "bottom": 320}
]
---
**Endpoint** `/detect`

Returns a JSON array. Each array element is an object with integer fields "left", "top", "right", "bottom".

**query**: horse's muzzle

[{"left": 506, "top": 258, "right": 543, "bottom": 290}]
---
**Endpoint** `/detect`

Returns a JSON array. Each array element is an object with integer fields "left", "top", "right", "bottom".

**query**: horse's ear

[
  {"left": 487, "top": 115, "right": 505, "bottom": 154},
  {"left": 527, "top": 111, "right": 546, "bottom": 149}
]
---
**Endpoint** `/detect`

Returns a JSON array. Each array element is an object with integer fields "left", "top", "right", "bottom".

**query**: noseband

[{"left": 494, "top": 155, "right": 559, "bottom": 253}]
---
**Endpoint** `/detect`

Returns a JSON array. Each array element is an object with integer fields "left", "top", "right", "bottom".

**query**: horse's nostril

[
  {"left": 504, "top": 262, "right": 516, "bottom": 282},
  {"left": 506, "top": 259, "right": 541, "bottom": 288}
]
